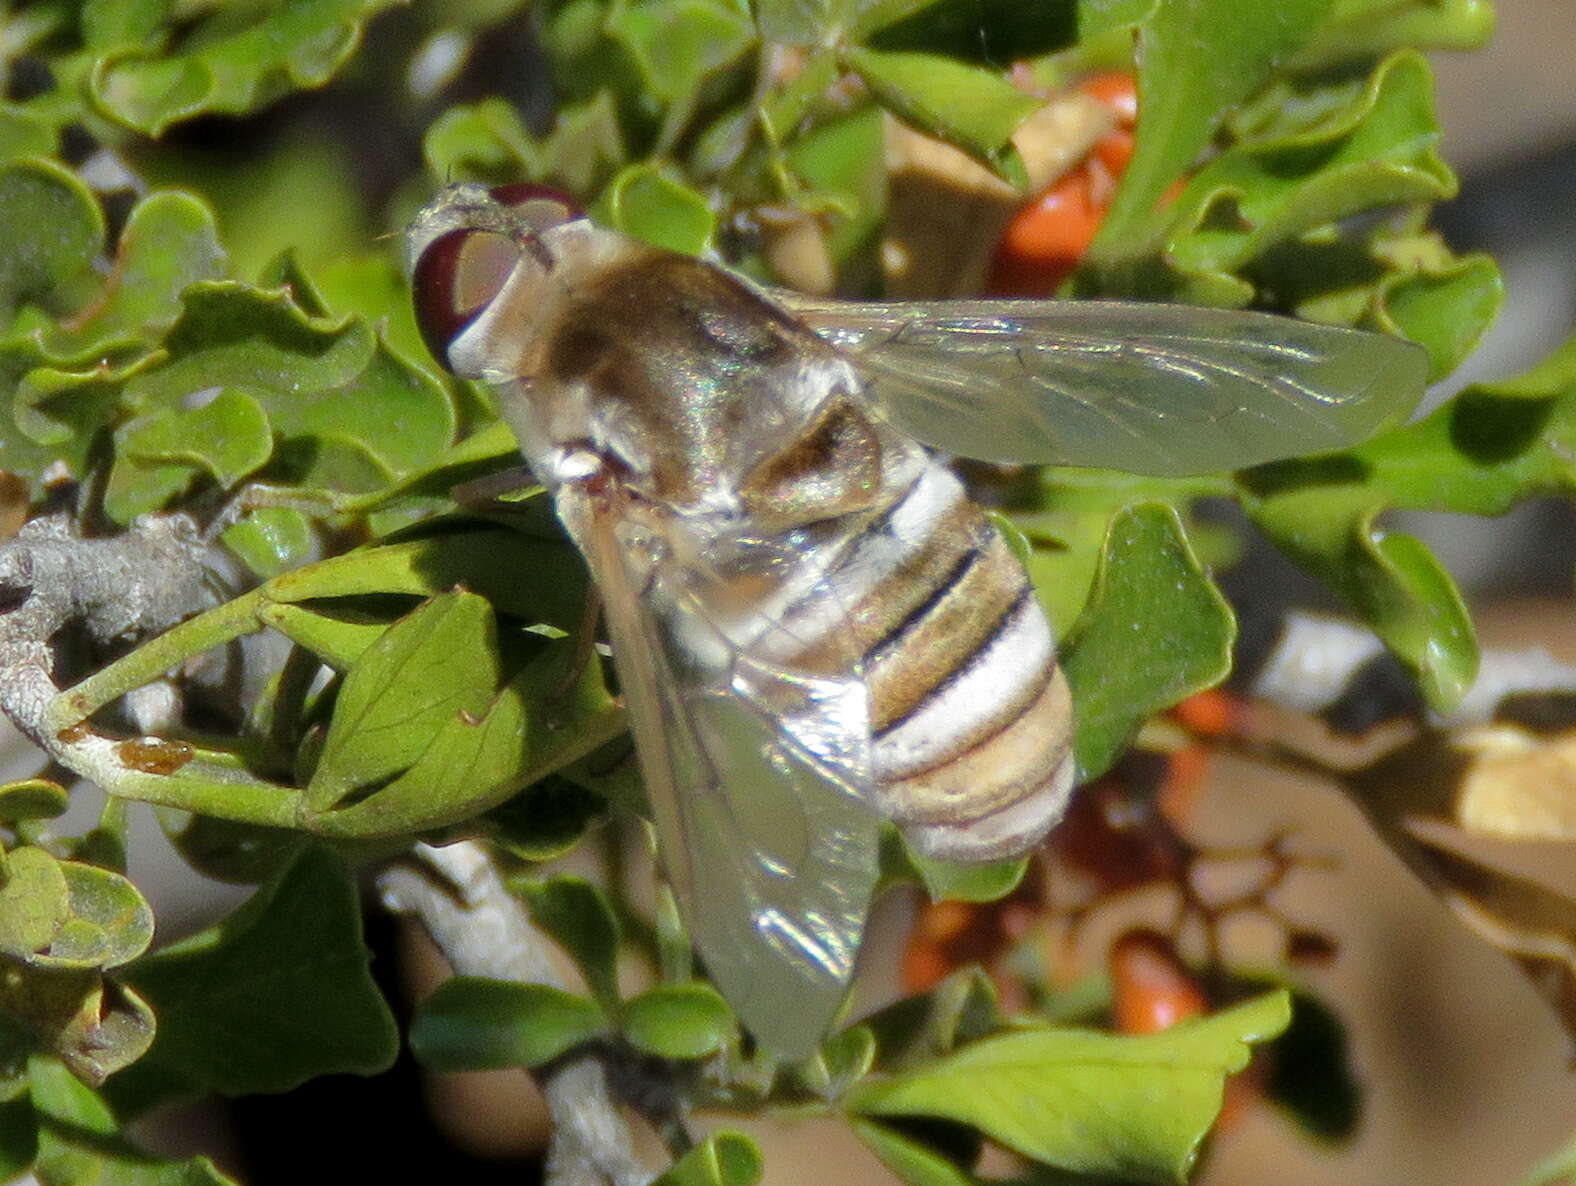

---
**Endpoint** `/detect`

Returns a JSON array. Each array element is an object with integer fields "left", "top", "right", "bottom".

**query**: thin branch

[
  {"left": 377, "top": 841, "right": 653, "bottom": 1186},
  {"left": 0, "top": 510, "right": 216, "bottom": 781}
]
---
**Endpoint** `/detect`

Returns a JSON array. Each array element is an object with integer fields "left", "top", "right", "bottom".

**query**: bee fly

[{"left": 406, "top": 182, "right": 1425, "bottom": 1056}]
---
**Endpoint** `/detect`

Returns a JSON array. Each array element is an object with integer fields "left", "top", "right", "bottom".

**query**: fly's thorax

[{"left": 528, "top": 250, "right": 875, "bottom": 515}]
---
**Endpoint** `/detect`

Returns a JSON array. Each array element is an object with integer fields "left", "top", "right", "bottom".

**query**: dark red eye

[
  {"left": 488, "top": 182, "right": 583, "bottom": 231},
  {"left": 412, "top": 226, "right": 523, "bottom": 369}
]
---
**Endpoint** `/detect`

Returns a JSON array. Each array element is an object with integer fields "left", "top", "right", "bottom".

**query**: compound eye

[
  {"left": 412, "top": 226, "right": 522, "bottom": 369},
  {"left": 489, "top": 182, "right": 583, "bottom": 233}
]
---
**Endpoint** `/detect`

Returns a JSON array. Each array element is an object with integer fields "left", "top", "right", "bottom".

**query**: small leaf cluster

[
  {"left": 409, "top": 872, "right": 1294, "bottom": 1184},
  {"left": 0, "top": 0, "right": 1568, "bottom": 1181}
]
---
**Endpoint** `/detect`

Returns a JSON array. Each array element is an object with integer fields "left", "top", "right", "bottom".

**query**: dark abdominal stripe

[{"left": 873, "top": 585, "right": 1036, "bottom": 742}]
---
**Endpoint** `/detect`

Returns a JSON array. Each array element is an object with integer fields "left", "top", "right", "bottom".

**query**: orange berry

[
  {"left": 1078, "top": 72, "right": 1138, "bottom": 126},
  {"left": 1156, "top": 745, "right": 1210, "bottom": 829},
  {"left": 1172, "top": 689, "right": 1239, "bottom": 737},
  {"left": 1090, "top": 127, "right": 1135, "bottom": 177},
  {"left": 1110, "top": 930, "right": 1207, "bottom": 1035},
  {"left": 989, "top": 169, "right": 1103, "bottom": 295},
  {"left": 901, "top": 942, "right": 951, "bottom": 992}
]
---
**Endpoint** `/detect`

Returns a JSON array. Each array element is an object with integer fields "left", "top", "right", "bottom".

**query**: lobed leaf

[
  {"left": 607, "top": 0, "right": 756, "bottom": 103},
  {"left": 0, "top": 848, "right": 152, "bottom": 971},
  {"left": 0, "top": 972, "right": 156, "bottom": 1085},
  {"left": 843, "top": 48, "right": 1039, "bottom": 183},
  {"left": 120, "top": 846, "right": 398, "bottom": 1097},
  {"left": 516, "top": 876, "right": 623, "bottom": 1012},
  {"left": 846, "top": 993, "right": 1291, "bottom": 1181},
  {"left": 1061, "top": 503, "right": 1236, "bottom": 780},
  {"left": 306, "top": 592, "right": 503, "bottom": 813},
  {"left": 409, "top": 978, "right": 607, "bottom": 1070},
  {"left": 0, "top": 781, "right": 69, "bottom": 821},
  {"left": 622, "top": 982, "right": 735, "bottom": 1059},
  {"left": 595, "top": 164, "right": 718, "bottom": 256},
  {"left": 106, "top": 389, "right": 273, "bottom": 523},
  {"left": 848, "top": 1118, "right": 977, "bottom": 1186},
  {"left": 650, "top": 1131, "right": 764, "bottom": 1186},
  {"left": 87, "top": 0, "right": 401, "bottom": 136},
  {"left": 41, "top": 190, "right": 228, "bottom": 359},
  {"left": 1088, "top": 0, "right": 1333, "bottom": 272},
  {"left": 28, "top": 1056, "right": 238, "bottom": 1185},
  {"left": 0, "top": 159, "right": 102, "bottom": 324},
  {"left": 1164, "top": 51, "right": 1455, "bottom": 282},
  {"left": 221, "top": 506, "right": 317, "bottom": 578},
  {"left": 1295, "top": 0, "right": 1494, "bottom": 67}
]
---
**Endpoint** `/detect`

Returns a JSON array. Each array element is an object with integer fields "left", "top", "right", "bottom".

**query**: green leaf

[
  {"left": 105, "top": 389, "right": 273, "bottom": 521},
  {"left": 480, "top": 777, "right": 608, "bottom": 863},
  {"left": 82, "top": 0, "right": 172, "bottom": 48},
  {"left": 847, "top": 993, "right": 1291, "bottom": 1181},
  {"left": 0, "top": 104, "right": 58, "bottom": 163},
  {"left": 650, "top": 1131, "right": 763, "bottom": 1186},
  {"left": 1060, "top": 504, "right": 1235, "bottom": 781},
  {"left": 849, "top": 1117, "right": 977, "bottom": 1186},
  {"left": 755, "top": 0, "right": 859, "bottom": 44},
  {"left": 423, "top": 97, "right": 539, "bottom": 184},
  {"left": 0, "top": 973, "right": 156, "bottom": 1084},
  {"left": 783, "top": 105, "right": 888, "bottom": 266},
  {"left": 1087, "top": 0, "right": 1333, "bottom": 273},
  {"left": 36, "top": 861, "right": 155, "bottom": 970},
  {"left": 1164, "top": 52, "right": 1455, "bottom": 282},
  {"left": 0, "top": 159, "right": 103, "bottom": 322},
  {"left": 256, "top": 602, "right": 390, "bottom": 670},
  {"left": 516, "top": 876, "right": 622, "bottom": 1012},
  {"left": 606, "top": 0, "right": 756, "bottom": 102},
  {"left": 622, "top": 982, "right": 734, "bottom": 1059},
  {"left": 1296, "top": 0, "right": 1494, "bottom": 66},
  {"left": 895, "top": 837, "right": 1027, "bottom": 904},
  {"left": 842, "top": 48, "right": 1039, "bottom": 183},
  {"left": 121, "top": 277, "right": 368, "bottom": 394},
  {"left": 0, "top": 848, "right": 152, "bottom": 970},
  {"left": 862, "top": 968, "right": 1002, "bottom": 1072},
  {"left": 306, "top": 592, "right": 503, "bottom": 813},
  {"left": 41, "top": 189, "right": 228, "bottom": 357},
  {"left": 1373, "top": 250, "right": 1502, "bottom": 381},
  {"left": 409, "top": 978, "right": 608, "bottom": 1070},
  {"left": 264, "top": 526, "right": 590, "bottom": 631},
  {"left": 594, "top": 164, "right": 718, "bottom": 256},
  {"left": 0, "top": 780, "right": 68, "bottom": 821},
  {"left": 221, "top": 507, "right": 316, "bottom": 578},
  {"left": 424, "top": 93, "right": 627, "bottom": 196},
  {"left": 302, "top": 636, "right": 621, "bottom": 837},
  {"left": 113, "top": 281, "right": 455, "bottom": 505},
  {"left": 861, "top": 0, "right": 1082, "bottom": 62},
  {"left": 87, "top": 0, "right": 401, "bottom": 136},
  {"left": 789, "top": 1023, "right": 876, "bottom": 1100},
  {"left": 121, "top": 846, "right": 398, "bottom": 1096},
  {"left": 1243, "top": 483, "right": 1477, "bottom": 711},
  {"left": 0, "top": 847, "right": 70, "bottom": 959},
  {"left": 1242, "top": 326, "right": 1576, "bottom": 528},
  {"left": 29, "top": 1057, "right": 239, "bottom": 1186}
]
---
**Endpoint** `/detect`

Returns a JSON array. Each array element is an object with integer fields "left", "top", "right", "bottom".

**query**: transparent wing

[
  {"left": 782, "top": 296, "right": 1429, "bottom": 476},
  {"left": 560, "top": 487, "right": 879, "bottom": 1060}
]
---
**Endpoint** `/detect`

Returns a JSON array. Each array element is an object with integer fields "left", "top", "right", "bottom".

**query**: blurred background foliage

[{"left": 1, "top": 0, "right": 1574, "bottom": 1183}]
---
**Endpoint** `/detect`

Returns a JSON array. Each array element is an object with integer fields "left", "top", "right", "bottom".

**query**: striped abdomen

[{"left": 782, "top": 461, "right": 1076, "bottom": 861}]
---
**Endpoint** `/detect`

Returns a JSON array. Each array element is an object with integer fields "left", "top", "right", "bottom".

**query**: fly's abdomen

[{"left": 801, "top": 461, "right": 1076, "bottom": 861}]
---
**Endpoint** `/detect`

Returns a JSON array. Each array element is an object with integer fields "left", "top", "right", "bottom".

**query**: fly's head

[{"left": 407, "top": 182, "right": 596, "bottom": 382}]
